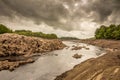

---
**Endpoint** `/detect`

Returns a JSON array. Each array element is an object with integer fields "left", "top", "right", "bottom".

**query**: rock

[
  {"left": 71, "top": 45, "right": 89, "bottom": 50},
  {"left": 0, "top": 33, "right": 65, "bottom": 71},
  {"left": 82, "top": 46, "right": 90, "bottom": 50},
  {"left": 0, "top": 33, "right": 65, "bottom": 57},
  {"left": 55, "top": 39, "right": 120, "bottom": 80},
  {"left": 85, "top": 47, "right": 90, "bottom": 50},
  {"left": 54, "top": 54, "right": 58, "bottom": 56},
  {"left": 0, "top": 59, "right": 35, "bottom": 71},
  {"left": 73, "top": 54, "right": 82, "bottom": 59},
  {"left": 117, "top": 55, "right": 120, "bottom": 59},
  {"left": 71, "top": 46, "right": 82, "bottom": 50}
]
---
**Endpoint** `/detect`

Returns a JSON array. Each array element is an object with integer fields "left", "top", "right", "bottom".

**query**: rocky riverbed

[
  {"left": 0, "top": 41, "right": 105, "bottom": 80},
  {"left": 55, "top": 39, "right": 120, "bottom": 80},
  {"left": 0, "top": 33, "right": 65, "bottom": 71}
]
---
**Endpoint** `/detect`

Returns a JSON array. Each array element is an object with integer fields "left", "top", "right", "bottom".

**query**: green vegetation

[
  {"left": 95, "top": 24, "right": 120, "bottom": 40},
  {"left": 14, "top": 30, "right": 57, "bottom": 39},
  {"left": 60, "top": 37, "right": 79, "bottom": 40},
  {"left": 0, "top": 24, "right": 12, "bottom": 34},
  {"left": 0, "top": 24, "right": 57, "bottom": 39}
]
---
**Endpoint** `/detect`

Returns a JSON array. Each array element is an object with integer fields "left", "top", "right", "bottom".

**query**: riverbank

[
  {"left": 55, "top": 39, "right": 120, "bottom": 80},
  {"left": 0, "top": 33, "right": 65, "bottom": 71}
]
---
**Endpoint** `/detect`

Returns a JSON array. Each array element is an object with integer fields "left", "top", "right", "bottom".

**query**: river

[{"left": 0, "top": 41, "right": 105, "bottom": 80}]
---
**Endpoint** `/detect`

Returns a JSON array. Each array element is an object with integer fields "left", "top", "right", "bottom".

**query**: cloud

[
  {"left": 0, "top": 0, "right": 67, "bottom": 28},
  {"left": 0, "top": 0, "right": 120, "bottom": 38}
]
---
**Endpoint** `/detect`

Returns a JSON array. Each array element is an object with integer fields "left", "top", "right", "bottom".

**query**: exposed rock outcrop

[
  {"left": 55, "top": 39, "right": 120, "bottom": 80},
  {"left": 71, "top": 45, "right": 89, "bottom": 50},
  {"left": 0, "top": 33, "right": 65, "bottom": 71},
  {"left": 71, "top": 46, "right": 82, "bottom": 50},
  {"left": 72, "top": 54, "right": 82, "bottom": 59},
  {"left": 79, "top": 39, "right": 120, "bottom": 50},
  {"left": 0, "top": 59, "right": 34, "bottom": 71}
]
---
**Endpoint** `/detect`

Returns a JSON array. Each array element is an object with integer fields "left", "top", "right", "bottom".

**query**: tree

[
  {"left": 0, "top": 24, "right": 58, "bottom": 39},
  {"left": 14, "top": 30, "right": 58, "bottom": 39},
  {"left": 95, "top": 24, "right": 120, "bottom": 40},
  {"left": 95, "top": 25, "right": 106, "bottom": 39},
  {"left": 0, "top": 24, "right": 12, "bottom": 34}
]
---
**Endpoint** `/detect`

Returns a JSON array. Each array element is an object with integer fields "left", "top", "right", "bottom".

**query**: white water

[{"left": 0, "top": 41, "right": 105, "bottom": 80}]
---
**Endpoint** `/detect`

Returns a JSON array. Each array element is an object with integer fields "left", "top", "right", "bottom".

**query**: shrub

[
  {"left": 14, "top": 30, "right": 58, "bottom": 39},
  {"left": 0, "top": 24, "right": 12, "bottom": 34},
  {"left": 0, "top": 24, "right": 58, "bottom": 39}
]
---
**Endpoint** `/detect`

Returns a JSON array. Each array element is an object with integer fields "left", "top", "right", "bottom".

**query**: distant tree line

[
  {"left": 60, "top": 37, "right": 79, "bottom": 40},
  {"left": 95, "top": 24, "right": 120, "bottom": 40},
  {"left": 0, "top": 24, "right": 57, "bottom": 39}
]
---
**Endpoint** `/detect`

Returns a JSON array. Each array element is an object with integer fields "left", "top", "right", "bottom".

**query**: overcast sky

[{"left": 0, "top": 0, "right": 120, "bottom": 38}]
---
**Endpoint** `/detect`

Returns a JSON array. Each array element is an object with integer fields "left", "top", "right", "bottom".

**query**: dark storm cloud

[
  {"left": 0, "top": 0, "right": 120, "bottom": 30},
  {"left": 0, "top": 0, "right": 14, "bottom": 17},
  {"left": 0, "top": 0, "right": 70, "bottom": 29},
  {"left": 1, "top": 0, "right": 66, "bottom": 18},
  {"left": 90, "top": 0, "right": 120, "bottom": 23}
]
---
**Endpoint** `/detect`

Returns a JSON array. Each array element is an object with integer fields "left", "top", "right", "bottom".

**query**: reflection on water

[{"left": 0, "top": 41, "right": 105, "bottom": 80}]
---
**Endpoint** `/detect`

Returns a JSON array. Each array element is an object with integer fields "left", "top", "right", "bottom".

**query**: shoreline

[
  {"left": 0, "top": 33, "right": 65, "bottom": 71},
  {"left": 55, "top": 39, "right": 120, "bottom": 80}
]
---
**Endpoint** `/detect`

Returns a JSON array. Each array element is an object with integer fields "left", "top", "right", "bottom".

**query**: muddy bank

[
  {"left": 0, "top": 33, "right": 65, "bottom": 71},
  {"left": 79, "top": 39, "right": 120, "bottom": 50},
  {"left": 55, "top": 39, "right": 120, "bottom": 80}
]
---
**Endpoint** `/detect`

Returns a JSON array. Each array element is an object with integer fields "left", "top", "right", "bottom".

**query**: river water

[{"left": 0, "top": 41, "right": 105, "bottom": 80}]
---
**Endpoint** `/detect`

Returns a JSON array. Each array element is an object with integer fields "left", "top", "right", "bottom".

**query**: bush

[
  {"left": 14, "top": 30, "right": 33, "bottom": 36},
  {"left": 0, "top": 24, "right": 58, "bottom": 39},
  {"left": 0, "top": 24, "right": 12, "bottom": 34},
  {"left": 60, "top": 37, "right": 79, "bottom": 40},
  {"left": 95, "top": 24, "right": 120, "bottom": 40},
  {"left": 14, "top": 30, "right": 58, "bottom": 39}
]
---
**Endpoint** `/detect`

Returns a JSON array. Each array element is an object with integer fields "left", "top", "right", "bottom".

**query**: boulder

[
  {"left": 0, "top": 33, "right": 65, "bottom": 71},
  {"left": 73, "top": 54, "right": 82, "bottom": 59},
  {"left": 0, "top": 33, "right": 65, "bottom": 57}
]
